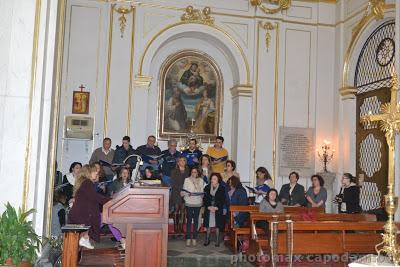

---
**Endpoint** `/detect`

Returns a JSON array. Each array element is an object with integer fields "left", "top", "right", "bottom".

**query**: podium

[{"left": 103, "top": 186, "right": 169, "bottom": 267}]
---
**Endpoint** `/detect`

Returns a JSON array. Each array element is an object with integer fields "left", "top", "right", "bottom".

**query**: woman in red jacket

[{"left": 68, "top": 164, "right": 110, "bottom": 249}]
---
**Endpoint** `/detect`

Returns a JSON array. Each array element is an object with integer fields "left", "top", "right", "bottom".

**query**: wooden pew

[
  {"left": 228, "top": 205, "right": 259, "bottom": 253},
  {"left": 252, "top": 221, "right": 389, "bottom": 266},
  {"left": 228, "top": 205, "right": 326, "bottom": 253},
  {"left": 248, "top": 216, "right": 392, "bottom": 267}
]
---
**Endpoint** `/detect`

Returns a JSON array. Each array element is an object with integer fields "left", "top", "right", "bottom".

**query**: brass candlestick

[
  {"left": 317, "top": 140, "right": 334, "bottom": 172},
  {"left": 360, "top": 68, "right": 400, "bottom": 263}
]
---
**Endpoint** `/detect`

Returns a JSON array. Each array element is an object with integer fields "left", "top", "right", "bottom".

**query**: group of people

[{"left": 52, "top": 134, "right": 362, "bottom": 250}]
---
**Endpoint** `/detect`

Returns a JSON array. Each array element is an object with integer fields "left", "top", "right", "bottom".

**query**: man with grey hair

[{"left": 160, "top": 139, "right": 182, "bottom": 186}]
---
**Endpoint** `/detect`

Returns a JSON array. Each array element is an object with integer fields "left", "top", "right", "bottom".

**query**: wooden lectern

[{"left": 103, "top": 186, "right": 169, "bottom": 267}]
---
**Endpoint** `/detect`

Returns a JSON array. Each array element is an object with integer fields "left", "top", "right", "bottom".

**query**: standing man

[
  {"left": 90, "top": 137, "right": 115, "bottom": 181},
  {"left": 113, "top": 136, "right": 137, "bottom": 170},
  {"left": 160, "top": 139, "right": 181, "bottom": 186},
  {"left": 136, "top": 135, "right": 162, "bottom": 172},
  {"left": 182, "top": 139, "right": 202, "bottom": 168},
  {"left": 206, "top": 136, "right": 228, "bottom": 174}
]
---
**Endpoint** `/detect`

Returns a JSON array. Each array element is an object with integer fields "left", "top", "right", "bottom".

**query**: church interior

[{"left": 1, "top": 0, "right": 400, "bottom": 266}]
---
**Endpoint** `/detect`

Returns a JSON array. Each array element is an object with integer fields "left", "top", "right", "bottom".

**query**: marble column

[
  {"left": 230, "top": 85, "right": 253, "bottom": 186},
  {"left": 337, "top": 86, "right": 357, "bottom": 194},
  {"left": 317, "top": 171, "right": 337, "bottom": 213}
]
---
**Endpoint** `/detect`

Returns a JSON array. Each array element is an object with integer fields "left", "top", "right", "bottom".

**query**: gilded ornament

[
  {"left": 181, "top": 5, "right": 214, "bottom": 25},
  {"left": 115, "top": 5, "right": 134, "bottom": 38},
  {"left": 251, "top": 0, "right": 291, "bottom": 15},
  {"left": 360, "top": 68, "right": 400, "bottom": 264},
  {"left": 259, "top": 21, "right": 277, "bottom": 52}
]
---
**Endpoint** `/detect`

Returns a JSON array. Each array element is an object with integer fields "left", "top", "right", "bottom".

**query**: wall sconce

[{"left": 317, "top": 140, "right": 334, "bottom": 172}]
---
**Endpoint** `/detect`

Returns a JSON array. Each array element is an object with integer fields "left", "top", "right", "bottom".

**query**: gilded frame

[{"left": 158, "top": 50, "right": 223, "bottom": 140}]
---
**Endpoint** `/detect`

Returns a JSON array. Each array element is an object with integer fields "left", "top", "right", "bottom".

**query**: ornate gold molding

[
  {"left": 251, "top": 0, "right": 291, "bottom": 14},
  {"left": 341, "top": 0, "right": 389, "bottom": 99},
  {"left": 103, "top": 4, "right": 115, "bottom": 138},
  {"left": 45, "top": 0, "right": 67, "bottom": 237},
  {"left": 127, "top": 7, "right": 135, "bottom": 135},
  {"left": 115, "top": 5, "right": 134, "bottom": 38},
  {"left": 259, "top": 21, "right": 278, "bottom": 52},
  {"left": 23, "top": 0, "right": 42, "bottom": 212},
  {"left": 181, "top": 6, "right": 214, "bottom": 25},
  {"left": 138, "top": 21, "right": 251, "bottom": 85}
]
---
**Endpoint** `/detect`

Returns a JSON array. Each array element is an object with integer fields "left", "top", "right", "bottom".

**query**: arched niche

[{"left": 140, "top": 27, "right": 247, "bottom": 153}]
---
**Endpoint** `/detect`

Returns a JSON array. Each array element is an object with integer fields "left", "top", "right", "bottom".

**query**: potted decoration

[{"left": 0, "top": 203, "right": 41, "bottom": 267}]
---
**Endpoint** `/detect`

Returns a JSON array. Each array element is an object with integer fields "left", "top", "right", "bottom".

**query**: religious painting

[
  {"left": 72, "top": 91, "right": 90, "bottom": 114},
  {"left": 159, "top": 50, "right": 223, "bottom": 139}
]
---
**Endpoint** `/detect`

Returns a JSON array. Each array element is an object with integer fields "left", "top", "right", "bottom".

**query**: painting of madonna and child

[{"left": 159, "top": 51, "right": 222, "bottom": 139}]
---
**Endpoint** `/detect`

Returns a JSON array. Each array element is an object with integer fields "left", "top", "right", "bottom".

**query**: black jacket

[
  {"left": 112, "top": 145, "right": 137, "bottom": 167},
  {"left": 203, "top": 184, "right": 226, "bottom": 230},
  {"left": 339, "top": 184, "right": 362, "bottom": 213},
  {"left": 279, "top": 183, "right": 306, "bottom": 206}
]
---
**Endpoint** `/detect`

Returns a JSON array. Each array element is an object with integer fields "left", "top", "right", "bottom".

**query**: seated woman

[
  {"left": 226, "top": 176, "right": 248, "bottom": 227},
  {"left": 306, "top": 174, "right": 327, "bottom": 210},
  {"left": 68, "top": 164, "right": 109, "bottom": 249},
  {"left": 279, "top": 171, "right": 306, "bottom": 206},
  {"left": 259, "top": 188, "right": 284, "bottom": 213},
  {"left": 203, "top": 173, "right": 226, "bottom": 247},
  {"left": 221, "top": 160, "right": 240, "bottom": 183},
  {"left": 254, "top": 167, "right": 272, "bottom": 204},
  {"left": 51, "top": 191, "right": 67, "bottom": 237},
  {"left": 111, "top": 167, "right": 131, "bottom": 195},
  {"left": 62, "top": 162, "right": 82, "bottom": 201},
  {"left": 336, "top": 173, "right": 362, "bottom": 214},
  {"left": 68, "top": 164, "right": 124, "bottom": 249},
  {"left": 94, "top": 162, "right": 107, "bottom": 196},
  {"left": 257, "top": 188, "right": 284, "bottom": 231},
  {"left": 142, "top": 166, "right": 157, "bottom": 180}
]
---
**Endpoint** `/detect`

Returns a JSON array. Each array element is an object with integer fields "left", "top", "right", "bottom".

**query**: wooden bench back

[
  {"left": 283, "top": 206, "right": 325, "bottom": 214},
  {"left": 228, "top": 205, "right": 326, "bottom": 229},
  {"left": 256, "top": 221, "right": 389, "bottom": 255}
]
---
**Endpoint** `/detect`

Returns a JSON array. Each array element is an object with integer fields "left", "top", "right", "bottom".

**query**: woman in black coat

[
  {"left": 279, "top": 171, "right": 306, "bottom": 206},
  {"left": 336, "top": 173, "right": 362, "bottom": 213},
  {"left": 203, "top": 173, "right": 226, "bottom": 247}
]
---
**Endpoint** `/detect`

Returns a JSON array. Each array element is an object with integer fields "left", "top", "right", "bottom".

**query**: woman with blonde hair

[{"left": 68, "top": 164, "right": 110, "bottom": 249}]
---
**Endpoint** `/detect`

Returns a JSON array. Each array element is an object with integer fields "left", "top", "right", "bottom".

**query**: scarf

[{"left": 210, "top": 184, "right": 219, "bottom": 196}]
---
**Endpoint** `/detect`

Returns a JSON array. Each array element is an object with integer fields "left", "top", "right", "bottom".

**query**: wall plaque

[{"left": 278, "top": 127, "right": 315, "bottom": 177}]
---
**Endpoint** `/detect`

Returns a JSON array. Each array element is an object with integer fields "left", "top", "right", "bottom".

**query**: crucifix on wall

[{"left": 72, "top": 84, "right": 90, "bottom": 114}]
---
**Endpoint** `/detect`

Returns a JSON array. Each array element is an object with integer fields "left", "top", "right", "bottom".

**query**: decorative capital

[
  {"left": 181, "top": 6, "right": 214, "bottom": 25},
  {"left": 134, "top": 75, "right": 152, "bottom": 89},
  {"left": 230, "top": 85, "right": 253, "bottom": 98},
  {"left": 115, "top": 5, "right": 134, "bottom": 38},
  {"left": 251, "top": 0, "right": 291, "bottom": 15},
  {"left": 339, "top": 86, "right": 358, "bottom": 99}
]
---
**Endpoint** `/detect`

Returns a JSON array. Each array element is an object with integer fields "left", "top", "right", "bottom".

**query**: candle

[{"left": 191, "top": 118, "right": 195, "bottom": 126}]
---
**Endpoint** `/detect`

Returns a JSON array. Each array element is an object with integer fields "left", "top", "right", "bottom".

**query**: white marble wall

[
  {"left": 0, "top": 0, "right": 37, "bottom": 212},
  {"left": 0, "top": 0, "right": 59, "bottom": 238}
]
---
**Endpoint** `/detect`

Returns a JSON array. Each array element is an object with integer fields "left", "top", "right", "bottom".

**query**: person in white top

[{"left": 181, "top": 167, "right": 205, "bottom": 247}]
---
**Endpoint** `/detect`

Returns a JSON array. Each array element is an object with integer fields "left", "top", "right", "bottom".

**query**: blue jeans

[{"left": 186, "top": 206, "right": 201, "bottom": 240}]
